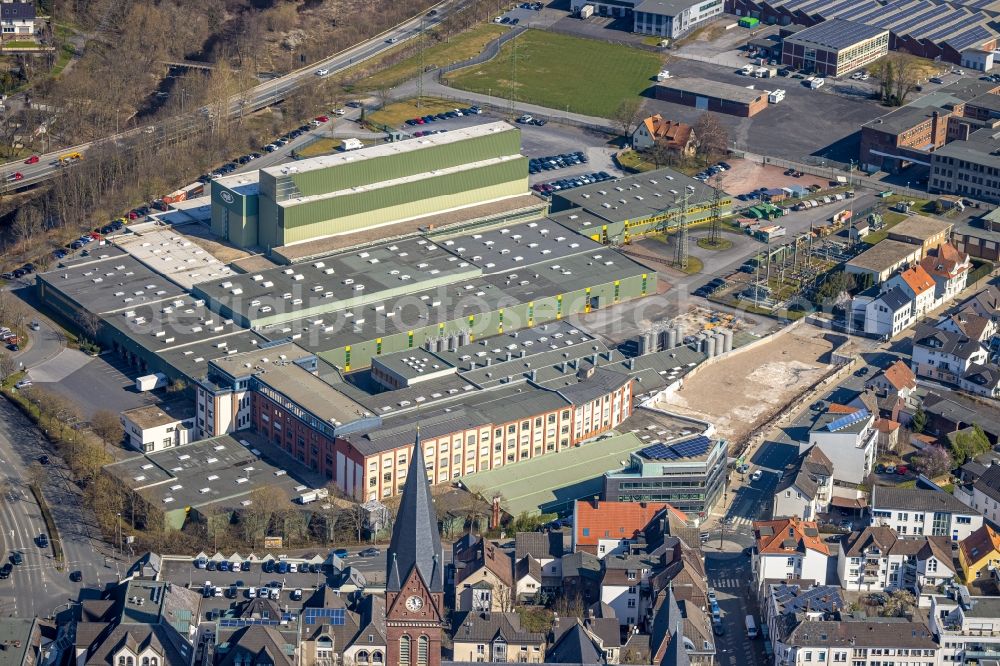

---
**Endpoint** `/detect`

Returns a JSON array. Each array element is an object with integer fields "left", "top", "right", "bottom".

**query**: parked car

[
  {"left": 241, "top": 560, "right": 252, "bottom": 571},
  {"left": 896, "top": 465, "right": 908, "bottom": 475},
  {"left": 751, "top": 470, "right": 763, "bottom": 482},
  {"left": 359, "top": 547, "right": 381, "bottom": 557}
]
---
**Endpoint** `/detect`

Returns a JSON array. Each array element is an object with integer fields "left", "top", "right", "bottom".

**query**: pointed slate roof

[
  {"left": 548, "top": 621, "right": 604, "bottom": 664},
  {"left": 386, "top": 429, "right": 444, "bottom": 593}
]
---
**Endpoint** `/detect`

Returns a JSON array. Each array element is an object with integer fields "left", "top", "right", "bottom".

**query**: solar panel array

[
  {"left": 826, "top": 408, "right": 869, "bottom": 432},
  {"left": 742, "top": 0, "right": 997, "bottom": 48},
  {"left": 640, "top": 435, "right": 712, "bottom": 461},
  {"left": 304, "top": 608, "right": 346, "bottom": 626}
]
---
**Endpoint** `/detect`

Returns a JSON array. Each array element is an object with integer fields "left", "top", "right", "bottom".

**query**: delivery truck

[{"left": 136, "top": 373, "right": 168, "bottom": 392}]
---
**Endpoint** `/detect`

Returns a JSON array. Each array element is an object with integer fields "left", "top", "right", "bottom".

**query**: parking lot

[
  {"left": 643, "top": 58, "right": 887, "bottom": 165},
  {"left": 26, "top": 350, "right": 158, "bottom": 418}
]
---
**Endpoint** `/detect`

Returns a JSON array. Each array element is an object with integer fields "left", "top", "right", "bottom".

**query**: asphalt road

[
  {"left": 0, "top": 0, "right": 468, "bottom": 189},
  {"left": 707, "top": 551, "right": 770, "bottom": 666},
  {"left": 0, "top": 397, "right": 115, "bottom": 619}
]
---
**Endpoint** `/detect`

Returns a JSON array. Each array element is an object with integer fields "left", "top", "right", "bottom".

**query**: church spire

[{"left": 386, "top": 427, "right": 444, "bottom": 593}]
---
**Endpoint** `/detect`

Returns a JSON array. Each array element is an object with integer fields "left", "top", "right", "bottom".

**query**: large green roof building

[{"left": 211, "top": 122, "right": 528, "bottom": 251}]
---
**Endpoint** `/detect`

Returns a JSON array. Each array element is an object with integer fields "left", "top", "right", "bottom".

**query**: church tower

[{"left": 385, "top": 431, "right": 444, "bottom": 666}]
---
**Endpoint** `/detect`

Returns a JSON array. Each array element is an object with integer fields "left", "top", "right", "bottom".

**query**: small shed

[{"left": 761, "top": 187, "right": 787, "bottom": 202}]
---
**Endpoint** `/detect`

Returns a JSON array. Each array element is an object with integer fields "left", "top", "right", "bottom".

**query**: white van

[{"left": 746, "top": 614, "right": 758, "bottom": 638}]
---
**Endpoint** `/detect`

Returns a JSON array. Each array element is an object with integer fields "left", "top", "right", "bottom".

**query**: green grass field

[
  {"left": 444, "top": 29, "right": 660, "bottom": 118},
  {"left": 356, "top": 24, "right": 509, "bottom": 91}
]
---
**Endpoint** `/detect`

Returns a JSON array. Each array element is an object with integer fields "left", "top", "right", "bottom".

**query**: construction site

[{"left": 657, "top": 322, "right": 838, "bottom": 444}]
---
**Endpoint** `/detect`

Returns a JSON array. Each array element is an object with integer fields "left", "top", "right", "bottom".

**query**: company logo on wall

[{"left": 220, "top": 191, "right": 235, "bottom": 204}]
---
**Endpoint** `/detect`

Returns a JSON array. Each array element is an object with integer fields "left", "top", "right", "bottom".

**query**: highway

[
  {"left": 0, "top": 0, "right": 462, "bottom": 189},
  {"left": 0, "top": 395, "right": 117, "bottom": 619}
]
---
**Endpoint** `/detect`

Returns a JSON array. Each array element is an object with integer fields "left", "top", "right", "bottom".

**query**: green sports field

[{"left": 444, "top": 29, "right": 660, "bottom": 119}]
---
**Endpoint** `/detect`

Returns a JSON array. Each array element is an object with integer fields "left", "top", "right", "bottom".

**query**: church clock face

[{"left": 405, "top": 595, "right": 424, "bottom": 612}]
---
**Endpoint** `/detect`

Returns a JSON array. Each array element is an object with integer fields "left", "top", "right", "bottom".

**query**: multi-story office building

[{"left": 603, "top": 408, "right": 727, "bottom": 520}]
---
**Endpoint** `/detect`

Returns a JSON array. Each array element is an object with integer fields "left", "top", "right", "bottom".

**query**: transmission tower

[
  {"left": 674, "top": 185, "right": 693, "bottom": 270},
  {"left": 708, "top": 175, "right": 722, "bottom": 247}
]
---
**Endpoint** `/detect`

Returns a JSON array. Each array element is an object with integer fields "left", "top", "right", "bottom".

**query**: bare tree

[
  {"left": 692, "top": 111, "right": 729, "bottom": 160},
  {"left": 0, "top": 352, "right": 16, "bottom": 382},
  {"left": 870, "top": 54, "right": 921, "bottom": 107},
  {"left": 554, "top": 590, "right": 586, "bottom": 618},
  {"left": 343, "top": 503, "right": 369, "bottom": 544},
  {"left": 612, "top": 98, "right": 645, "bottom": 141},
  {"left": 75, "top": 310, "right": 101, "bottom": 343},
  {"left": 240, "top": 485, "right": 287, "bottom": 549},
  {"left": 374, "top": 85, "right": 392, "bottom": 111},
  {"left": 91, "top": 409, "right": 124, "bottom": 450},
  {"left": 26, "top": 461, "right": 46, "bottom": 490},
  {"left": 649, "top": 136, "right": 676, "bottom": 169}
]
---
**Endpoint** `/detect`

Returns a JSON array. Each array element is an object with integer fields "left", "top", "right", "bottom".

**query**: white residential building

[
  {"left": 803, "top": 408, "right": 877, "bottom": 486},
  {"left": 600, "top": 554, "right": 652, "bottom": 628},
  {"left": 1, "top": 2, "right": 35, "bottom": 37},
  {"left": 120, "top": 402, "right": 197, "bottom": 453},
  {"left": 870, "top": 485, "right": 984, "bottom": 541},
  {"left": 852, "top": 286, "right": 916, "bottom": 338},
  {"left": 837, "top": 525, "right": 955, "bottom": 593},
  {"left": 753, "top": 518, "right": 831, "bottom": 591},
  {"left": 919, "top": 243, "right": 971, "bottom": 303},
  {"left": 964, "top": 465, "right": 1000, "bottom": 526},
  {"left": 773, "top": 446, "right": 834, "bottom": 521},
  {"left": 883, "top": 264, "right": 938, "bottom": 318},
  {"left": 928, "top": 591, "right": 1000, "bottom": 665},
  {"left": 775, "top": 619, "right": 939, "bottom": 666},
  {"left": 912, "top": 323, "right": 991, "bottom": 389}
]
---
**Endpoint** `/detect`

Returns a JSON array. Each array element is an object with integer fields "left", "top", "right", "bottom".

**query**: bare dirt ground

[
  {"left": 715, "top": 160, "right": 828, "bottom": 195},
  {"left": 657, "top": 323, "right": 834, "bottom": 442}
]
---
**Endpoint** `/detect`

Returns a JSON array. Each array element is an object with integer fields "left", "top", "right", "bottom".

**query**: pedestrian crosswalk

[
  {"left": 725, "top": 515, "right": 753, "bottom": 527},
  {"left": 712, "top": 578, "right": 744, "bottom": 590}
]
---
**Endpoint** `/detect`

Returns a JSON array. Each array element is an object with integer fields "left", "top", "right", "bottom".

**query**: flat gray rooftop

[
  {"left": 550, "top": 168, "right": 721, "bottom": 225},
  {"left": 933, "top": 129, "right": 1000, "bottom": 169},
  {"left": 862, "top": 105, "right": 951, "bottom": 134},
  {"left": 846, "top": 239, "right": 920, "bottom": 272},
  {"left": 616, "top": 406, "right": 714, "bottom": 460},
  {"left": 195, "top": 236, "right": 480, "bottom": 325},
  {"left": 101, "top": 297, "right": 247, "bottom": 355},
  {"left": 436, "top": 219, "right": 604, "bottom": 275},
  {"left": 157, "top": 329, "right": 269, "bottom": 382},
  {"left": 657, "top": 78, "right": 766, "bottom": 105},
  {"left": 255, "top": 251, "right": 650, "bottom": 353},
  {"left": 261, "top": 121, "right": 517, "bottom": 178},
  {"left": 40, "top": 253, "right": 187, "bottom": 315},
  {"left": 104, "top": 435, "right": 313, "bottom": 511}
]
